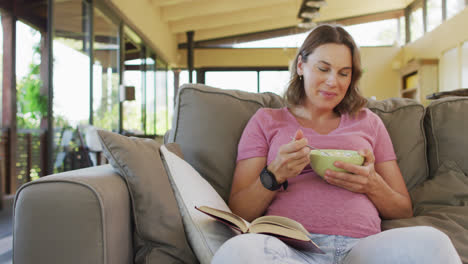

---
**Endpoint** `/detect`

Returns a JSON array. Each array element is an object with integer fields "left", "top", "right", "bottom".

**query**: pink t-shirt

[{"left": 236, "top": 107, "right": 397, "bottom": 238}]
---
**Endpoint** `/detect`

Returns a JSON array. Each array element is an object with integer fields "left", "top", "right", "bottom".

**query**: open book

[{"left": 195, "top": 205, "right": 324, "bottom": 254}]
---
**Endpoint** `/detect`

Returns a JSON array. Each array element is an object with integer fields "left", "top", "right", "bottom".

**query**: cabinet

[{"left": 400, "top": 59, "right": 438, "bottom": 106}]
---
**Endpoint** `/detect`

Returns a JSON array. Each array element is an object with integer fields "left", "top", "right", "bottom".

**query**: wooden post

[
  {"left": 173, "top": 69, "right": 180, "bottom": 105},
  {"left": 186, "top": 31, "right": 194, "bottom": 83},
  {"left": 26, "top": 133, "right": 32, "bottom": 182},
  {"left": 2, "top": 14, "right": 17, "bottom": 194},
  {"left": 40, "top": 31, "right": 50, "bottom": 176}
]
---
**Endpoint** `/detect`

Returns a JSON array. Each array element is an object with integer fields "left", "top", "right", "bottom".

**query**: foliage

[{"left": 17, "top": 44, "right": 48, "bottom": 129}]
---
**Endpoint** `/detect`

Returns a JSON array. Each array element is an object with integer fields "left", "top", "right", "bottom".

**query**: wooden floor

[{"left": 0, "top": 196, "right": 13, "bottom": 264}]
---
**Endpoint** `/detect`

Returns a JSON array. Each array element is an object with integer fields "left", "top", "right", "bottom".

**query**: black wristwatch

[{"left": 260, "top": 166, "right": 288, "bottom": 191}]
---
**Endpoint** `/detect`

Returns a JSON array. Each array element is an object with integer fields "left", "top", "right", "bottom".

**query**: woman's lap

[{"left": 211, "top": 226, "right": 461, "bottom": 264}]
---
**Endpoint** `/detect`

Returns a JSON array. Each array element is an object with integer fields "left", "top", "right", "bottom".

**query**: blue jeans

[{"left": 211, "top": 226, "right": 462, "bottom": 264}]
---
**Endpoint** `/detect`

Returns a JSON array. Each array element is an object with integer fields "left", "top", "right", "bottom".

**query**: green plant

[{"left": 17, "top": 44, "right": 48, "bottom": 129}]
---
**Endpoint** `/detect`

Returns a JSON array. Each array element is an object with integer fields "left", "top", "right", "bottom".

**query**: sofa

[{"left": 13, "top": 83, "right": 468, "bottom": 264}]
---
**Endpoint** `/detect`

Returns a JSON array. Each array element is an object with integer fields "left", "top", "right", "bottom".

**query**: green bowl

[{"left": 309, "top": 149, "right": 365, "bottom": 179}]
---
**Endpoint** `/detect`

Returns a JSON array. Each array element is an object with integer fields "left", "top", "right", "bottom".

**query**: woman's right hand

[{"left": 267, "top": 129, "right": 311, "bottom": 183}]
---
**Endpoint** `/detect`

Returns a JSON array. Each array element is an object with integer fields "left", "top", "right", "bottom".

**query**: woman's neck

[{"left": 290, "top": 104, "right": 339, "bottom": 123}]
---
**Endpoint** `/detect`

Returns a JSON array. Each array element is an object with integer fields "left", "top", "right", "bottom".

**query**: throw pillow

[
  {"left": 367, "top": 97, "right": 428, "bottom": 191},
  {"left": 97, "top": 130, "right": 198, "bottom": 264},
  {"left": 382, "top": 160, "right": 468, "bottom": 263},
  {"left": 160, "top": 145, "right": 236, "bottom": 264},
  {"left": 410, "top": 160, "right": 468, "bottom": 213},
  {"left": 424, "top": 97, "right": 468, "bottom": 178}
]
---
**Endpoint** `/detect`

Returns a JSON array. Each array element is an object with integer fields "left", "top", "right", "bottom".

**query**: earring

[{"left": 299, "top": 75, "right": 303, "bottom": 81}]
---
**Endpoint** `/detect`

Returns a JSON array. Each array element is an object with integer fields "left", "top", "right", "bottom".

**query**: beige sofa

[{"left": 13, "top": 84, "right": 468, "bottom": 263}]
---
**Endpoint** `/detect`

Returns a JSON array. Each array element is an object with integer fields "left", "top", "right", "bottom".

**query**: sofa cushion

[
  {"left": 382, "top": 160, "right": 468, "bottom": 263},
  {"left": 366, "top": 98, "right": 428, "bottom": 191},
  {"left": 167, "top": 83, "right": 285, "bottom": 201},
  {"left": 97, "top": 130, "right": 198, "bottom": 264},
  {"left": 160, "top": 144, "right": 236, "bottom": 264},
  {"left": 424, "top": 97, "right": 468, "bottom": 178}
]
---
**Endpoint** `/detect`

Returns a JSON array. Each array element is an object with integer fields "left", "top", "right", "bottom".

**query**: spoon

[{"left": 290, "top": 136, "right": 330, "bottom": 156}]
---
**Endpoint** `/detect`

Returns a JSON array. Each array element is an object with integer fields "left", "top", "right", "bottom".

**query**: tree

[{"left": 16, "top": 44, "right": 47, "bottom": 129}]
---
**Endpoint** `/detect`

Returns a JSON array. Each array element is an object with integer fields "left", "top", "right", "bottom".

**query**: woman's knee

[{"left": 345, "top": 226, "right": 461, "bottom": 264}]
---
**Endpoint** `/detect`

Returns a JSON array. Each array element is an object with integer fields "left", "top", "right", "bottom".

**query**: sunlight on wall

[
  {"left": 462, "top": 41, "right": 468, "bottom": 88},
  {"left": 440, "top": 47, "right": 459, "bottom": 92}
]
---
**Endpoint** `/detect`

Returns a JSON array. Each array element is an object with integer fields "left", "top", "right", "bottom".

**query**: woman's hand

[
  {"left": 324, "top": 149, "right": 413, "bottom": 219},
  {"left": 323, "top": 149, "right": 383, "bottom": 195},
  {"left": 267, "top": 129, "right": 311, "bottom": 183}
]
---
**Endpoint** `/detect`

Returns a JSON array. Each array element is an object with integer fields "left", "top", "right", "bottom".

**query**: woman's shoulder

[
  {"left": 349, "top": 107, "right": 380, "bottom": 121},
  {"left": 253, "top": 107, "right": 288, "bottom": 119},
  {"left": 344, "top": 108, "right": 383, "bottom": 128}
]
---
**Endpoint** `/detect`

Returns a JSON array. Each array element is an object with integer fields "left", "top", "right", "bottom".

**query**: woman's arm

[
  {"left": 369, "top": 159, "right": 413, "bottom": 219},
  {"left": 228, "top": 157, "right": 277, "bottom": 222},
  {"left": 324, "top": 149, "right": 413, "bottom": 220},
  {"left": 229, "top": 130, "right": 310, "bottom": 222}
]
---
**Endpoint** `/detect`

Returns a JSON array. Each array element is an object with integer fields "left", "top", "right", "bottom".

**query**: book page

[
  {"left": 248, "top": 223, "right": 323, "bottom": 254},
  {"left": 248, "top": 223, "right": 309, "bottom": 241},
  {"left": 197, "top": 206, "right": 250, "bottom": 233},
  {"left": 251, "top": 215, "right": 310, "bottom": 236}
]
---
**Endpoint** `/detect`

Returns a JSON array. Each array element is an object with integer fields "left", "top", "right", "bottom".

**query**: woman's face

[{"left": 297, "top": 43, "right": 352, "bottom": 112}]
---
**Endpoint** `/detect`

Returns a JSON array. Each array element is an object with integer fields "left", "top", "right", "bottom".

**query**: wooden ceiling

[{"left": 150, "top": 0, "right": 414, "bottom": 44}]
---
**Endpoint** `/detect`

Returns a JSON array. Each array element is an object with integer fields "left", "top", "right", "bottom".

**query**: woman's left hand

[{"left": 323, "top": 149, "right": 383, "bottom": 195}]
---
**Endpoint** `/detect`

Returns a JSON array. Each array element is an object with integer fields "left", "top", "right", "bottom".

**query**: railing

[
  {"left": 0, "top": 128, "right": 9, "bottom": 196},
  {"left": 16, "top": 129, "right": 47, "bottom": 187},
  {"left": 0, "top": 126, "right": 154, "bottom": 195}
]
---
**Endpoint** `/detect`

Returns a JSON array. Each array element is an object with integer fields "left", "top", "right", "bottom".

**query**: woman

[{"left": 212, "top": 25, "right": 461, "bottom": 264}]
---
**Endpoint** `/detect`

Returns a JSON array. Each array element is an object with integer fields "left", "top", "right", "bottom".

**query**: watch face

[
  {"left": 260, "top": 169, "right": 274, "bottom": 189},
  {"left": 260, "top": 167, "right": 280, "bottom": 190}
]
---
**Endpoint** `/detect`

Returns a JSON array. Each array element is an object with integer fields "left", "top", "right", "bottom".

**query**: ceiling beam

[
  {"left": 178, "top": 16, "right": 300, "bottom": 42},
  {"left": 178, "top": 26, "right": 308, "bottom": 48},
  {"left": 169, "top": 2, "right": 299, "bottom": 33},
  {"left": 317, "top": 0, "right": 409, "bottom": 21},
  {"left": 151, "top": 0, "right": 194, "bottom": 7},
  {"left": 160, "top": 0, "right": 297, "bottom": 22}
]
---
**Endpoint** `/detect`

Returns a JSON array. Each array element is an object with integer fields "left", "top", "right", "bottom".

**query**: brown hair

[{"left": 284, "top": 24, "right": 367, "bottom": 116}]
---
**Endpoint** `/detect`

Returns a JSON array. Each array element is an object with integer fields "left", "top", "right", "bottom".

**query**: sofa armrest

[{"left": 13, "top": 165, "right": 133, "bottom": 264}]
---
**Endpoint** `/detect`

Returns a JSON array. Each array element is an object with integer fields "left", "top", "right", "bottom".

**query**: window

[
  {"left": 16, "top": 21, "right": 42, "bottom": 129},
  {"left": 259, "top": 71, "right": 290, "bottom": 95},
  {"left": 123, "top": 27, "right": 143, "bottom": 134},
  {"left": 427, "top": 0, "right": 443, "bottom": 32},
  {"left": 398, "top": 16, "right": 406, "bottom": 45},
  {"left": 232, "top": 34, "right": 307, "bottom": 49},
  {"left": 92, "top": 8, "right": 119, "bottom": 131},
  {"left": 122, "top": 69, "right": 143, "bottom": 134},
  {"left": 146, "top": 55, "right": 156, "bottom": 134},
  {"left": 410, "top": 6, "right": 424, "bottom": 42},
  {"left": 53, "top": 0, "right": 91, "bottom": 129},
  {"left": 156, "top": 59, "right": 168, "bottom": 135},
  {"left": 232, "top": 19, "right": 403, "bottom": 48},
  {"left": 0, "top": 13, "right": 2, "bottom": 124},
  {"left": 167, "top": 71, "right": 175, "bottom": 130},
  {"left": 179, "top": 70, "right": 197, "bottom": 85},
  {"left": 205, "top": 71, "right": 258, "bottom": 93},
  {"left": 345, "top": 19, "right": 400, "bottom": 46},
  {"left": 447, "top": 0, "right": 466, "bottom": 20}
]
